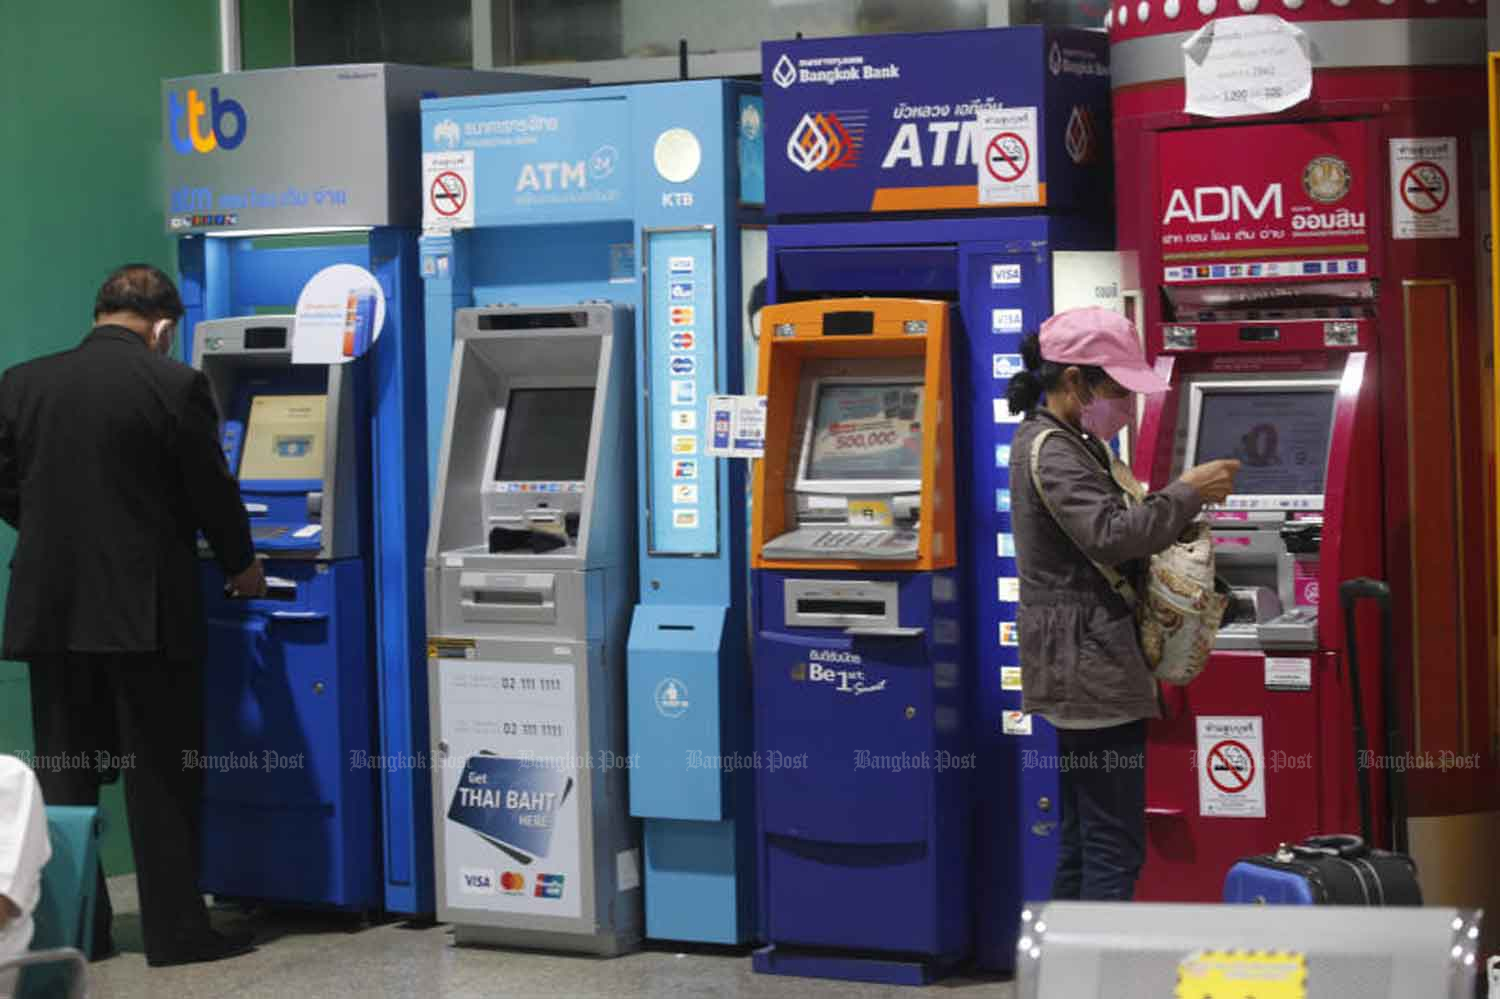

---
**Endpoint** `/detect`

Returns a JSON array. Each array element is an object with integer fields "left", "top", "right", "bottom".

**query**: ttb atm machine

[
  {"left": 164, "top": 64, "right": 567, "bottom": 913},
  {"left": 194, "top": 319, "right": 376, "bottom": 906},
  {"left": 419, "top": 80, "right": 764, "bottom": 944},
  {"left": 426, "top": 305, "right": 640, "bottom": 954},
  {"left": 760, "top": 27, "right": 1117, "bottom": 970},
  {"left": 750, "top": 298, "right": 971, "bottom": 985},
  {"left": 1107, "top": 2, "right": 1499, "bottom": 926}
]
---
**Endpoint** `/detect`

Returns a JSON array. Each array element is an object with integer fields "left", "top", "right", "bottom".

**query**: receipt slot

[
  {"left": 194, "top": 317, "right": 376, "bottom": 908},
  {"left": 427, "top": 304, "right": 641, "bottom": 955},
  {"left": 750, "top": 298, "right": 971, "bottom": 985}
]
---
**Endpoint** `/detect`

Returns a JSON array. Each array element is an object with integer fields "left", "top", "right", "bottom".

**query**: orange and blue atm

[{"left": 749, "top": 298, "right": 971, "bottom": 984}]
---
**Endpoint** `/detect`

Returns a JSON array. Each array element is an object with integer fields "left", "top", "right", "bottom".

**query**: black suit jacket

[{"left": 0, "top": 326, "right": 255, "bottom": 660}]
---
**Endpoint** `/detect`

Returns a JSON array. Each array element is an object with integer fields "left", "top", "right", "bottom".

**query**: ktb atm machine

[
  {"left": 195, "top": 319, "right": 376, "bottom": 906},
  {"left": 750, "top": 298, "right": 970, "bottom": 985},
  {"left": 1108, "top": 3, "right": 1499, "bottom": 923},
  {"left": 164, "top": 64, "right": 569, "bottom": 913},
  {"left": 419, "top": 80, "right": 764, "bottom": 944},
  {"left": 760, "top": 27, "right": 1116, "bottom": 970},
  {"left": 426, "top": 305, "right": 639, "bottom": 954}
]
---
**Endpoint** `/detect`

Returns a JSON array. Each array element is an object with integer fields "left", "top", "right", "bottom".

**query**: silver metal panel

[
  {"left": 1018, "top": 902, "right": 1481, "bottom": 999},
  {"left": 162, "top": 64, "right": 576, "bottom": 234},
  {"left": 783, "top": 578, "right": 900, "bottom": 630},
  {"left": 1111, "top": 18, "right": 1486, "bottom": 90}
]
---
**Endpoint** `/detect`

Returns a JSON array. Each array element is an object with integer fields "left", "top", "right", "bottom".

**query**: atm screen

[
  {"left": 238, "top": 395, "right": 326, "bottom": 481},
  {"left": 495, "top": 388, "right": 595, "bottom": 482},
  {"left": 804, "top": 381, "right": 924, "bottom": 483},
  {"left": 1193, "top": 389, "right": 1336, "bottom": 495}
]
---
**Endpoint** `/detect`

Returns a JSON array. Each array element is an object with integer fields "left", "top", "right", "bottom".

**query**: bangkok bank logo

[
  {"left": 168, "top": 87, "right": 247, "bottom": 155},
  {"left": 433, "top": 118, "right": 461, "bottom": 149},
  {"left": 772, "top": 53, "right": 797, "bottom": 89},
  {"left": 786, "top": 111, "right": 863, "bottom": 173}
]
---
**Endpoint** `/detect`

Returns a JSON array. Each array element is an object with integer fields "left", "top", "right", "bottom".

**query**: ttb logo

[
  {"left": 168, "top": 87, "right": 247, "bottom": 155},
  {"left": 786, "top": 112, "right": 862, "bottom": 173}
]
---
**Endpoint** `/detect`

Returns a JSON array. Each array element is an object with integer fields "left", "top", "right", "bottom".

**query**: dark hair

[
  {"left": 1004, "top": 332, "right": 1109, "bottom": 415},
  {"left": 93, "top": 264, "right": 183, "bottom": 322},
  {"left": 747, "top": 278, "right": 767, "bottom": 322}
]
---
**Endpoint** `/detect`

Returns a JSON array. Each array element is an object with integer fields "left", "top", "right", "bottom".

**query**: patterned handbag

[{"left": 1029, "top": 427, "right": 1227, "bottom": 686}]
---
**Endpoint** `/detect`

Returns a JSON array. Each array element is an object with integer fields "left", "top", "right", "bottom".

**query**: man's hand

[
  {"left": 1180, "top": 459, "right": 1241, "bottom": 505},
  {"left": 228, "top": 559, "right": 268, "bottom": 599}
]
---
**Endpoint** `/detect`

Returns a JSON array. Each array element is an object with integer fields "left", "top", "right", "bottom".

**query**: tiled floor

[{"left": 80, "top": 876, "right": 1016, "bottom": 999}]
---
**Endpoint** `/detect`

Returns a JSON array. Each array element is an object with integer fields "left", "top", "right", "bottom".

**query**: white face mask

[{"left": 151, "top": 319, "right": 177, "bottom": 356}]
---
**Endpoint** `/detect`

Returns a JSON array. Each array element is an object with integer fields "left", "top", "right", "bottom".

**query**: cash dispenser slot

[
  {"left": 458, "top": 572, "right": 557, "bottom": 623},
  {"left": 782, "top": 579, "right": 921, "bottom": 637}
]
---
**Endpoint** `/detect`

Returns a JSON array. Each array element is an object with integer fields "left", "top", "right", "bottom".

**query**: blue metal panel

[
  {"left": 199, "top": 558, "right": 377, "bottom": 908},
  {"left": 752, "top": 569, "right": 970, "bottom": 966}
]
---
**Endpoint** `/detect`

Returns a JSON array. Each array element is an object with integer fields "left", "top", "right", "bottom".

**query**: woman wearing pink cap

[{"left": 1005, "top": 306, "right": 1238, "bottom": 902}]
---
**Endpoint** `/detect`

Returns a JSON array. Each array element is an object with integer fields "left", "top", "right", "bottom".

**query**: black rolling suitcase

[{"left": 1222, "top": 578, "right": 1422, "bottom": 906}]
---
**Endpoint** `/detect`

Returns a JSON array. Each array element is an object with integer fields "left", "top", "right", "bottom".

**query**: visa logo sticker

[
  {"left": 993, "top": 353, "right": 1023, "bottom": 380},
  {"left": 670, "top": 281, "right": 694, "bottom": 300},
  {"left": 460, "top": 868, "right": 496, "bottom": 894},
  {"left": 991, "top": 264, "right": 1023, "bottom": 287},
  {"left": 992, "top": 308, "right": 1024, "bottom": 334},
  {"left": 669, "top": 355, "right": 697, "bottom": 375},
  {"left": 671, "top": 331, "right": 695, "bottom": 351},
  {"left": 672, "top": 459, "right": 698, "bottom": 480},
  {"left": 669, "top": 256, "right": 695, "bottom": 275}
]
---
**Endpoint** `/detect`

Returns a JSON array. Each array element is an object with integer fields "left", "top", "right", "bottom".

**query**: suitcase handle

[
  {"left": 1296, "top": 834, "right": 1367, "bottom": 859},
  {"left": 1339, "top": 578, "right": 1390, "bottom": 608}
]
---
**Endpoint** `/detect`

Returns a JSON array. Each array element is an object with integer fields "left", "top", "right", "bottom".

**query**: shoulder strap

[{"left": 1028, "top": 427, "right": 1139, "bottom": 609}]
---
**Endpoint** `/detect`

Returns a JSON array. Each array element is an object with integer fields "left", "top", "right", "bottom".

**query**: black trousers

[
  {"left": 28, "top": 654, "right": 211, "bottom": 960},
  {"left": 1050, "top": 720, "right": 1149, "bottom": 902}
]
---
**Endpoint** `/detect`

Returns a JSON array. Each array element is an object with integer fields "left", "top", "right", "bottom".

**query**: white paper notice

[
  {"left": 1002, "top": 710, "right": 1033, "bottom": 736},
  {"left": 291, "top": 263, "right": 387, "bottom": 365},
  {"left": 977, "top": 107, "right": 1040, "bottom": 206},
  {"left": 1264, "top": 656, "right": 1312, "bottom": 691},
  {"left": 1197, "top": 716, "right": 1266, "bottom": 818},
  {"left": 1182, "top": 16, "right": 1311, "bottom": 119},
  {"left": 705, "top": 394, "right": 766, "bottom": 458},
  {"left": 423, "top": 150, "right": 475, "bottom": 232},
  {"left": 1391, "top": 137, "right": 1459, "bottom": 241}
]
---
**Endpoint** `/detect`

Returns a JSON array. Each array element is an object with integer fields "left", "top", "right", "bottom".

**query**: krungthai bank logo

[
  {"left": 786, "top": 111, "right": 863, "bottom": 173},
  {"left": 168, "top": 87, "right": 247, "bottom": 155}
]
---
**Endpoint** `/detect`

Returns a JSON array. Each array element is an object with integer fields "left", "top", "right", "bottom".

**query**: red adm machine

[{"left": 1109, "top": 0, "right": 1497, "bottom": 919}]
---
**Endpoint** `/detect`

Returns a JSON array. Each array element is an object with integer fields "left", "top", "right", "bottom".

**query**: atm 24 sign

[{"left": 1158, "top": 121, "right": 1369, "bottom": 255}]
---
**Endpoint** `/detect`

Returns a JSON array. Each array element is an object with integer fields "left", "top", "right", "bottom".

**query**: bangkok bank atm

[
  {"left": 760, "top": 26, "right": 1116, "bottom": 971},
  {"left": 750, "top": 298, "right": 971, "bottom": 985},
  {"left": 426, "top": 304, "right": 641, "bottom": 955},
  {"left": 194, "top": 317, "right": 377, "bottom": 907}
]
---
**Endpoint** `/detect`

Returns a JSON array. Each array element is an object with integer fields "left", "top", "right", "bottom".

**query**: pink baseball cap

[{"left": 1038, "top": 306, "right": 1169, "bottom": 394}]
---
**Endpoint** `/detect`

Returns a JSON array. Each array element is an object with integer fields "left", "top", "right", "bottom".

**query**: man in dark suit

[{"left": 0, "top": 264, "right": 266, "bottom": 967}]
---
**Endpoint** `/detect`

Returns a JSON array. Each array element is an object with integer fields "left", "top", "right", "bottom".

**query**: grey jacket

[{"left": 1009, "top": 410, "right": 1204, "bottom": 723}]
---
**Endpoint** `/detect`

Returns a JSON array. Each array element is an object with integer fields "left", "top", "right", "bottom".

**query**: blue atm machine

[
  {"left": 164, "top": 64, "right": 571, "bottom": 913},
  {"left": 760, "top": 28, "right": 1121, "bottom": 970},
  {"left": 419, "top": 80, "right": 764, "bottom": 944}
]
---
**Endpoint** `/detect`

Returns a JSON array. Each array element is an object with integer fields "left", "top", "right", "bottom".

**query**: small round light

[
  {"left": 1105, "top": 8, "right": 1115, "bottom": 27},
  {"left": 1452, "top": 945, "right": 1464, "bottom": 959},
  {"left": 1138, "top": 1, "right": 1151, "bottom": 21},
  {"left": 1469, "top": 926, "right": 1481, "bottom": 939},
  {"left": 1238, "top": 0, "right": 1257, "bottom": 9},
  {"left": 1283, "top": 0, "right": 1303, "bottom": 7},
  {"left": 1198, "top": 0, "right": 1217, "bottom": 13},
  {"left": 1453, "top": 917, "right": 1466, "bottom": 931},
  {"left": 1118, "top": 4, "right": 1130, "bottom": 25},
  {"left": 1020, "top": 935, "right": 1034, "bottom": 950},
  {"left": 1022, "top": 909, "right": 1034, "bottom": 922},
  {"left": 1035, "top": 922, "right": 1047, "bottom": 933},
  {"left": 1030, "top": 947, "right": 1042, "bottom": 960},
  {"left": 1466, "top": 953, "right": 1477, "bottom": 966},
  {"left": 1165, "top": 0, "right": 1182, "bottom": 13},
  {"left": 1330, "top": 0, "right": 1350, "bottom": 6}
]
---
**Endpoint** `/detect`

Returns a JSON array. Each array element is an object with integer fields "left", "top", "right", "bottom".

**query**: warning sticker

[
  {"left": 1197, "top": 716, "right": 1266, "bottom": 818},
  {"left": 423, "top": 151, "right": 475, "bottom": 232},
  {"left": 1177, "top": 950, "right": 1306, "bottom": 999},
  {"left": 977, "top": 107, "right": 1040, "bottom": 206},
  {"left": 1390, "top": 137, "right": 1458, "bottom": 240}
]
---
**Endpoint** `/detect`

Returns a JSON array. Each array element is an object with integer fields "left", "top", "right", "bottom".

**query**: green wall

[{"left": 0, "top": 1, "right": 291, "bottom": 875}]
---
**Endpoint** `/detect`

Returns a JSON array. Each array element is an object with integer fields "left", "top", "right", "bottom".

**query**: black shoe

[
  {"left": 91, "top": 936, "right": 119, "bottom": 961},
  {"left": 146, "top": 928, "right": 255, "bottom": 968}
]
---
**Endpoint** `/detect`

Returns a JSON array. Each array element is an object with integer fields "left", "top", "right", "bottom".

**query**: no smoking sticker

[
  {"left": 977, "top": 107, "right": 1040, "bottom": 207},
  {"left": 423, "top": 151, "right": 475, "bottom": 232},
  {"left": 1390, "top": 137, "right": 1458, "bottom": 240},
  {"left": 1197, "top": 716, "right": 1266, "bottom": 818}
]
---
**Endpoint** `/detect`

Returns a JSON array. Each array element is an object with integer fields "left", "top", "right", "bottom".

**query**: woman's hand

[{"left": 1180, "top": 459, "right": 1241, "bottom": 504}]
